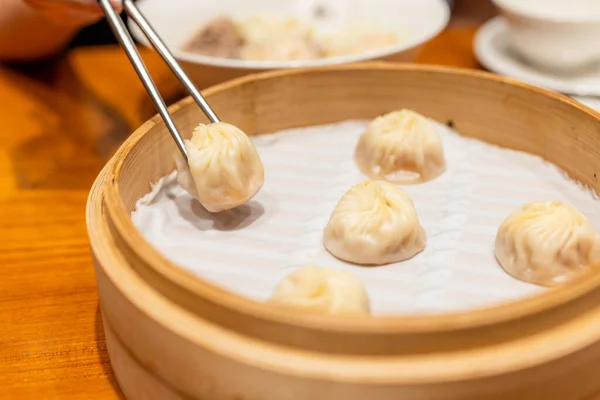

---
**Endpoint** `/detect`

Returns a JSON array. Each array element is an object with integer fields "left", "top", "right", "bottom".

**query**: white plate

[
  {"left": 474, "top": 17, "right": 600, "bottom": 99},
  {"left": 129, "top": 0, "right": 449, "bottom": 70}
]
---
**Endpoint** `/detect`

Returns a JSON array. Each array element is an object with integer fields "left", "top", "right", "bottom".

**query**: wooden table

[{"left": 0, "top": 25, "right": 483, "bottom": 399}]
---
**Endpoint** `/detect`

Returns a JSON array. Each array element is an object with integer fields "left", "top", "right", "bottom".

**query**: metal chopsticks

[{"left": 97, "top": 0, "right": 220, "bottom": 160}]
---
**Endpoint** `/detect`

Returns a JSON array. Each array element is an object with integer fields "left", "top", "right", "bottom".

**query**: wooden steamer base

[{"left": 87, "top": 64, "right": 600, "bottom": 400}]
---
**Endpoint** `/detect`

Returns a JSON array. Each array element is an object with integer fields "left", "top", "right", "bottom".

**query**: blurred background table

[{"left": 0, "top": 1, "right": 495, "bottom": 398}]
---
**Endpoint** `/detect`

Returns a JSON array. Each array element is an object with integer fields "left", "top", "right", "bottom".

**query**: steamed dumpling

[
  {"left": 324, "top": 180, "right": 426, "bottom": 265},
  {"left": 174, "top": 122, "right": 264, "bottom": 212},
  {"left": 355, "top": 109, "right": 445, "bottom": 184},
  {"left": 268, "top": 265, "right": 370, "bottom": 316},
  {"left": 495, "top": 201, "right": 600, "bottom": 286}
]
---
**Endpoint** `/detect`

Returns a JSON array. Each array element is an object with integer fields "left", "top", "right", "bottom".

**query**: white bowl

[
  {"left": 492, "top": 0, "right": 600, "bottom": 72},
  {"left": 128, "top": 0, "right": 450, "bottom": 88}
]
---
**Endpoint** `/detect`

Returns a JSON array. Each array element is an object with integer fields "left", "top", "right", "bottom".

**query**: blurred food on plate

[{"left": 185, "top": 14, "right": 409, "bottom": 62}]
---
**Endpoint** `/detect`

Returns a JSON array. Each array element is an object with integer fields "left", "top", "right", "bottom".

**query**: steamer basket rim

[{"left": 102, "top": 62, "right": 600, "bottom": 335}]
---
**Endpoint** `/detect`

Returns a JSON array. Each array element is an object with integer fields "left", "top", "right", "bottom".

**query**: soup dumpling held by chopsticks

[
  {"left": 355, "top": 109, "right": 445, "bottom": 184},
  {"left": 174, "top": 122, "right": 264, "bottom": 212}
]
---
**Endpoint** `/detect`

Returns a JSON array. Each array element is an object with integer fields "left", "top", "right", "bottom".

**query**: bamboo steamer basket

[{"left": 87, "top": 63, "right": 600, "bottom": 400}]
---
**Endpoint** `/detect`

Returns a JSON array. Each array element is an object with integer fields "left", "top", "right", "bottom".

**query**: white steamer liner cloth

[{"left": 132, "top": 120, "right": 600, "bottom": 315}]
